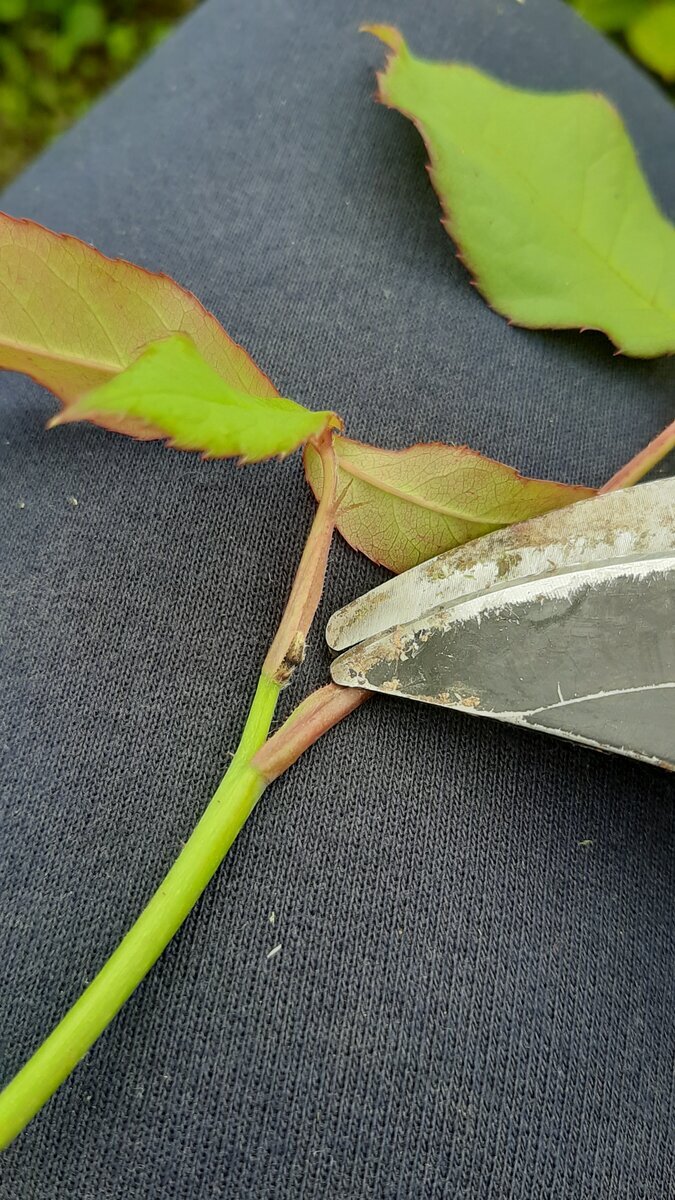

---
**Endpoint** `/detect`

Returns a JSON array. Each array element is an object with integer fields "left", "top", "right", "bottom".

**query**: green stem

[
  {"left": 1, "top": 433, "right": 340, "bottom": 1150},
  {"left": 0, "top": 674, "right": 279, "bottom": 1152}
]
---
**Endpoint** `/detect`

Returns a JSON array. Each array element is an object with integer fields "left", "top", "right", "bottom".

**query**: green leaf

[
  {"left": 0, "top": 211, "right": 280, "bottom": 437},
  {"left": 626, "top": 3, "right": 675, "bottom": 81},
  {"left": 106, "top": 23, "right": 139, "bottom": 65},
  {"left": 305, "top": 434, "right": 593, "bottom": 573},
  {"left": 54, "top": 333, "right": 341, "bottom": 463},
  {"left": 62, "top": 3, "right": 106, "bottom": 50},
  {"left": 0, "top": 0, "right": 27, "bottom": 22},
  {"left": 364, "top": 25, "right": 675, "bottom": 357},
  {"left": 569, "top": 0, "right": 649, "bottom": 32}
]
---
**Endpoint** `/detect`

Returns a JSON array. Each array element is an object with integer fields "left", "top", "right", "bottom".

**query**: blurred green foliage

[
  {"left": 569, "top": 0, "right": 675, "bottom": 84},
  {"left": 0, "top": 0, "right": 200, "bottom": 187},
  {"left": 0, "top": 1, "right": 672, "bottom": 190}
]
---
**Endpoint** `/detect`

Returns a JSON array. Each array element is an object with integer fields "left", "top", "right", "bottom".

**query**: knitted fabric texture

[{"left": 1, "top": 0, "right": 674, "bottom": 1195}]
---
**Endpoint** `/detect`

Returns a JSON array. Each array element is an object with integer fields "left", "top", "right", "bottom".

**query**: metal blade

[
  {"left": 327, "top": 478, "right": 675, "bottom": 652},
  {"left": 331, "top": 553, "right": 675, "bottom": 769}
]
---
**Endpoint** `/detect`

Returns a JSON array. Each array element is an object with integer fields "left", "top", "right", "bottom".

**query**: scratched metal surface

[
  {"left": 327, "top": 478, "right": 675, "bottom": 651},
  {"left": 332, "top": 553, "right": 675, "bottom": 768}
]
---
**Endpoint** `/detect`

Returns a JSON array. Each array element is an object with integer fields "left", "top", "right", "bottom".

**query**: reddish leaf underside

[
  {"left": 0, "top": 212, "right": 278, "bottom": 438},
  {"left": 52, "top": 333, "right": 342, "bottom": 464},
  {"left": 305, "top": 435, "right": 594, "bottom": 574}
]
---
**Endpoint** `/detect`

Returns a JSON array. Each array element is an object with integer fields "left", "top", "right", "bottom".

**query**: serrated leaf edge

[{"left": 362, "top": 26, "right": 675, "bottom": 359}]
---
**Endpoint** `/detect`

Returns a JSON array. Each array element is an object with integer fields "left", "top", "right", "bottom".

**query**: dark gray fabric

[{"left": 1, "top": 0, "right": 674, "bottom": 1194}]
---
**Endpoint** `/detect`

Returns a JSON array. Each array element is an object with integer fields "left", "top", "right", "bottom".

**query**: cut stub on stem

[
  {"left": 274, "top": 631, "right": 307, "bottom": 686},
  {"left": 264, "top": 428, "right": 340, "bottom": 684}
]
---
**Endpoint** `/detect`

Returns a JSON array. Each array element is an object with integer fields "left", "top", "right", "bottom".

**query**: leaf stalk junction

[{"left": 1, "top": 419, "right": 672, "bottom": 1149}]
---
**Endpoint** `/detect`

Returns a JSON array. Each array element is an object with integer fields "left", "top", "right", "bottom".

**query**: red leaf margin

[{"left": 0, "top": 211, "right": 280, "bottom": 439}]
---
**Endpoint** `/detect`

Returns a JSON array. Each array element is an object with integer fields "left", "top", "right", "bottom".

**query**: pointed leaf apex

[
  {"left": 59, "top": 334, "right": 342, "bottom": 464},
  {"left": 360, "top": 24, "right": 407, "bottom": 55},
  {"left": 366, "top": 33, "right": 675, "bottom": 357},
  {"left": 45, "top": 411, "right": 68, "bottom": 429}
]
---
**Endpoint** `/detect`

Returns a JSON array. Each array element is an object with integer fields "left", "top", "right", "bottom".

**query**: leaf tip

[
  {"left": 359, "top": 23, "right": 406, "bottom": 54},
  {"left": 46, "top": 408, "right": 75, "bottom": 429}
]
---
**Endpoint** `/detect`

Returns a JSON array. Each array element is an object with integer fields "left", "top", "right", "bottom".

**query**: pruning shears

[{"left": 327, "top": 479, "right": 675, "bottom": 770}]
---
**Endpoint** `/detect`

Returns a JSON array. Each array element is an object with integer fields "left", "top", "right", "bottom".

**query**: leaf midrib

[
  {"left": 337, "top": 455, "right": 505, "bottom": 527},
  {"left": 87, "top": 389, "right": 314, "bottom": 436},
  {"left": 0, "top": 334, "right": 122, "bottom": 377},
  {"left": 482, "top": 137, "right": 673, "bottom": 317},
  {"left": 427, "top": 104, "right": 675, "bottom": 322},
  {"left": 449, "top": 124, "right": 667, "bottom": 321}
]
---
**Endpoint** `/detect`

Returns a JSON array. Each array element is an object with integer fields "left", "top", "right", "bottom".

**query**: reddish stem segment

[
  {"left": 598, "top": 418, "right": 675, "bottom": 494},
  {"left": 255, "top": 419, "right": 675, "bottom": 778},
  {"left": 254, "top": 684, "right": 369, "bottom": 781},
  {"left": 263, "top": 430, "right": 338, "bottom": 684}
]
